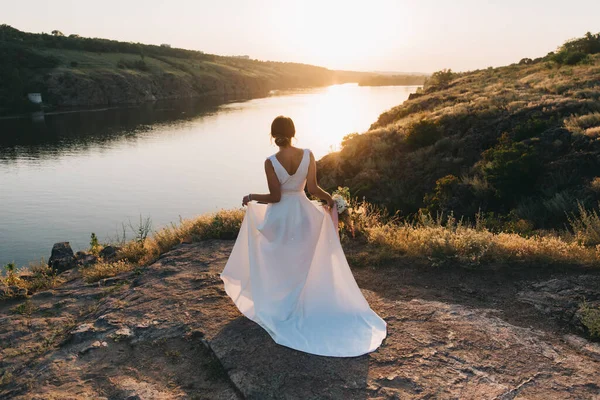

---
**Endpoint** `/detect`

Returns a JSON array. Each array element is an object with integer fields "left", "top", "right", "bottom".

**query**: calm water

[{"left": 0, "top": 84, "right": 418, "bottom": 267}]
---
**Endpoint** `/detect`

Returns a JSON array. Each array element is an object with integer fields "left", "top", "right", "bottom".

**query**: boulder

[
  {"left": 48, "top": 242, "right": 77, "bottom": 273},
  {"left": 518, "top": 275, "right": 600, "bottom": 333},
  {"left": 69, "top": 323, "right": 97, "bottom": 343},
  {"left": 76, "top": 251, "right": 98, "bottom": 267},
  {"left": 408, "top": 92, "right": 424, "bottom": 100},
  {"left": 99, "top": 246, "right": 119, "bottom": 261}
]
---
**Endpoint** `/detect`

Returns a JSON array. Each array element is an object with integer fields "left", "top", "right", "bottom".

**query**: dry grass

[
  {"left": 20, "top": 260, "right": 61, "bottom": 293},
  {"left": 313, "top": 195, "right": 599, "bottom": 268},
  {"left": 3, "top": 209, "right": 246, "bottom": 292},
  {"left": 364, "top": 215, "right": 599, "bottom": 268},
  {"left": 81, "top": 260, "right": 134, "bottom": 283},
  {"left": 341, "top": 198, "right": 600, "bottom": 268},
  {"left": 565, "top": 112, "right": 600, "bottom": 134},
  {"left": 1, "top": 260, "right": 60, "bottom": 299},
  {"left": 590, "top": 177, "right": 600, "bottom": 193},
  {"left": 585, "top": 126, "right": 600, "bottom": 138},
  {"left": 67, "top": 201, "right": 600, "bottom": 282},
  {"left": 569, "top": 202, "right": 600, "bottom": 246},
  {"left": 6, "top": 200, "right": 600, "bottom": 296},
  {"left": 79, "top": 208, "right": 246, "bottom": 282},
  {"left": 117, "top": 209, "right": 245, "bottom": 266}
]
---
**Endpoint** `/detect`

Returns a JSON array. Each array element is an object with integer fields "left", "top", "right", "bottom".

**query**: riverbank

[{"left": 3, "top": 204, "right": 600, "bottom": 330}]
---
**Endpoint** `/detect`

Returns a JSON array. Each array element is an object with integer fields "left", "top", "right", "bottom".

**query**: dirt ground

[{"left": 1, "top": 240, "right": 599, "bottom": 399}]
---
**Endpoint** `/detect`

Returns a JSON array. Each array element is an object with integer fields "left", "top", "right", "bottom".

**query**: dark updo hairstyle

[{"left": 271, "top": 116, "right": 295, "bottom": 147}]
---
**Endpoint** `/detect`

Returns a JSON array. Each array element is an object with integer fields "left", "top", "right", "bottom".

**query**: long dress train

[{"left": 220, "top": 148, "right": 386, "bottom": 357}]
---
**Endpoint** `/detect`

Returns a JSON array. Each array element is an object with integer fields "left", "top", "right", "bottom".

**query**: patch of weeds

[
  {"left": 579, "top": 301, "right": 600, "bottom": 339},
  {"left": 90, "top": 232, "right": 101, "bottom": 255},
  {"left": 78, "top": 302, "right": 101, "bottom": 318},
  {"left": 39, "top": 308, "right": 59, "bottom": 318},
  {"left": 111, "top": 299, "right": 128, "bottom": 309},
  {"left": 39, "top": 326, "right": 70, "bottom": 353},
  {"left": 165, "top": 349, "right": 182, "bottom": 363},
  {"left": 82, "top": 260, "right": 134, "bottom": 283},
  {"left": 3, "top": 347, "right": 29, "bottom": 358},
  {"left": 101, "top": 280, "right": 129, "bottom": 296},
  {"left": 0, "top": 369, "right": 13, "bottom": 386},
  {"left": 2, "top": 262, "right": 21, "bottom": 286},
  {"left": 22, "top": 260, "right": 60, "bottom": 293},
  {"left": 11, "top": 300, "right": 37, "bottom": 317}
]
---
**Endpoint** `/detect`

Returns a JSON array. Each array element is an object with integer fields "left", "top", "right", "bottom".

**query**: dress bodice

[{"left": 268, "top": 149, "right": 310, "bottom": 193}]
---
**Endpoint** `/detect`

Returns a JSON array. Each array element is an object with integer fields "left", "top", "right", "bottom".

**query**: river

[{"left": 0, "top": 83, "right": 418, "bottom": 267}]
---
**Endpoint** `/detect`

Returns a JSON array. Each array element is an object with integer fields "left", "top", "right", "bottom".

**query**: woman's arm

[
  {"left": 306, "top": 151, "right": 334, "bottom": 208},
  {"left": 242, "top": 159, "right": 281, "bottom": 206}
]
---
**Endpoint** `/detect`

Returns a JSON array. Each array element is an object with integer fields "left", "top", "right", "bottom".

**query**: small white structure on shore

[{"left": 28, "top": 93, "right": 43, "bottom": 104}]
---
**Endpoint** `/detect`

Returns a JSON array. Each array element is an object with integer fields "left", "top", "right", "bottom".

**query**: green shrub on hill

[
  {"left": 548, "top": 32, "right": 600, "bottom": 66},
  {"left": 481, "top": 133, "right": 543, "bottom": 205},
  {"left": 405, "top": 119, "right": 443, "bottom": 149},
  {"left": 423, "top": 68, "right": 456, "bottom": 92}
]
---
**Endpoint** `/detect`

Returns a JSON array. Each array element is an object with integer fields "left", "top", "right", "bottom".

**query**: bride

[{"left": 221, "top": 116, "right": 387, "bottom": 357}]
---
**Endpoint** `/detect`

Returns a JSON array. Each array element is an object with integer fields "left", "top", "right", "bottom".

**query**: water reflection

[
  {"left": 0, "top": 84, "right": 418, "bottom": 267},
  {"left": 0, "top": 98, "right": 230, "bottom": 163}
]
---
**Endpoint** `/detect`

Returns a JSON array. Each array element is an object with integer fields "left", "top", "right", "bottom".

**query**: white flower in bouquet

[{"left": 332, "top": 194, "right": 348, "bottom": 214}]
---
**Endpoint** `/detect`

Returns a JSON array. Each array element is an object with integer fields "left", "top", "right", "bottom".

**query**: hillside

[
  {"left": 318, "top": 32, "right": 600, "bottom": 230},
  {"left": 0, "top": 25, "right": 421, "bottom": 114}
]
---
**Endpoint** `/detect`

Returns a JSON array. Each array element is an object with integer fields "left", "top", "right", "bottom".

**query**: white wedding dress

[{"left": 221, "top": 148, "right": 387, "bottom": 357}]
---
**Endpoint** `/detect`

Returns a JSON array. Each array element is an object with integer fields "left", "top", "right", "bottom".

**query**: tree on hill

[
  {"left": 423, "top": 69, "right": 456, "bottom": 92},
  {"left": 51, "top": 30, "right": 64, "bottom": 37},
  {"left": 549, "top": 31, "right": 600, "bottom": 65},
  {"left": 562, "top": 32, "right": 600, "bottom": 55}
]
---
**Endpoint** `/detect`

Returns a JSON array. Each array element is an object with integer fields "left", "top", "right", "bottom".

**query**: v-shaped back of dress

[{"left": 268, "top": 149, "right": 309, "bottom": 193}]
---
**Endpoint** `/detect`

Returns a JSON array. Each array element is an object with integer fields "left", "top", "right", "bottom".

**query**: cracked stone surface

[{"left": 1, "top": 240, "right": 599, "bottom": 399}]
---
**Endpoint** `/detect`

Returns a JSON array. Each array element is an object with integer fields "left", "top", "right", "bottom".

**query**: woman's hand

[
  {"left": 324, "top": 195, "right": 335, "bottom": 211},
  {"left": 242, "top": 194, "right": 251, "bottom": 207}
]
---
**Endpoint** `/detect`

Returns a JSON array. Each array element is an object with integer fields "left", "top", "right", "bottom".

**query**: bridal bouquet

[
  {"left": 332, "top": 193, "right": 348, "bottom": 214},
  {"left": 331, "top": 187, "right": 355, "bottom": 238}
]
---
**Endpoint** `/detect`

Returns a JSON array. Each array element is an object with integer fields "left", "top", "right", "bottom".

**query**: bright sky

[{"left": 2, "top": 0, "right": 599, "bottom": 73}]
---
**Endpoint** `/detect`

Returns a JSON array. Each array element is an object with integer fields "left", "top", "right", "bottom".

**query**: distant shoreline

[{"left": 0, "top": 25, "right": 429, "bottom": 114}]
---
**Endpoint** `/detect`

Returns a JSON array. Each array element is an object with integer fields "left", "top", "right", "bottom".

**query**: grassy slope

[
  {"left": 318, "top": 49, "right": 600, "bottom": 230},
  {"left": 24, "top": 48, "right": 338, "bottom": 107}
]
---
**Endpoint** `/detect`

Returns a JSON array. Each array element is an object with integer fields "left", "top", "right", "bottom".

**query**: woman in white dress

[{"left": 221, "top": 116, "right": 387, "bottom": 357}]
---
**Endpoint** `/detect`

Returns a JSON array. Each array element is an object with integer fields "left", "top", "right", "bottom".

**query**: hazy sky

[{"left": 2, "top": 0, "right": 599, "bottom": 72}]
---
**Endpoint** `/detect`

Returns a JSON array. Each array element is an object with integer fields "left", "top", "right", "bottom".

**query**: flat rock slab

[{"left": 2, "top": 240, "right": 600, "bottom": 399}]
